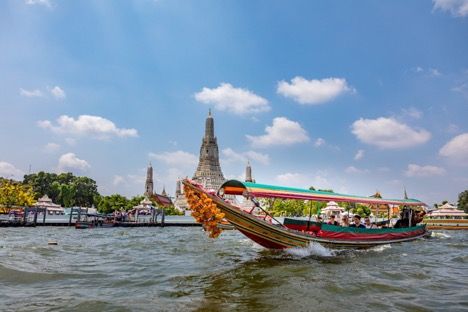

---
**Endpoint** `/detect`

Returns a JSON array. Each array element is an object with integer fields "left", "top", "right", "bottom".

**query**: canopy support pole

[{"left": 307, "top": 201, "right": 313, "bottom": 231}]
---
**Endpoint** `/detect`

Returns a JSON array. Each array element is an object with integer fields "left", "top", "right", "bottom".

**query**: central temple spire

[
  {"left": 205, "top": 109, "right": 214, "bottom": 139},
  {"left": 192, "top": 110, "right": 225, "bottom": 190}
]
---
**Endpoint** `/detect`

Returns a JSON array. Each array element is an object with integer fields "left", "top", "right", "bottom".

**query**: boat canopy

[{"left": 219, "top": 180, "right": 425, "bottom": 207}]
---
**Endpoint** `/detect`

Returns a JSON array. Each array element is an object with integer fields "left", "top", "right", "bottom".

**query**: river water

[{"left": 0, "top": 227, "right": 466, "bottom": 312}]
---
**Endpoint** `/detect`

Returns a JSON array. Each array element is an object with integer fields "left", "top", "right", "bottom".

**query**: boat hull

[{"left": 183, "top": 181, "right": 429, "bottom": 249}]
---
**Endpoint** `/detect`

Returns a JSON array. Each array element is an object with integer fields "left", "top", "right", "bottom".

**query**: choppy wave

[
  {"left": 431, "top": 231, "right": 451, "bottom": 239},
  {"left": 285, "top": 242, "right": 334, "bottom": 258}
]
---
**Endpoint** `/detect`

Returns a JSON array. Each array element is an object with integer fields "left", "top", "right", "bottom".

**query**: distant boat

[
  {"left": 75, "top": 213, "right": 115, "bottom": 229},
  {"left": 424, "top": 203, "right": 468, "bottom": 230},
  {"left": 183, "top": 179, "right": 430, "bottom": 249}
]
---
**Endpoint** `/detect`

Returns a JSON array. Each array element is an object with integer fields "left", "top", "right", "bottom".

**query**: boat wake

[
  {"left": 285, "top": 242, "right": 335, "bottom": 259},
  {"left": 367, "top": 244, "right": 392, "bottom": 252},
  {"left": 430, "top": 232, "right": 451, "bottom": 239}
]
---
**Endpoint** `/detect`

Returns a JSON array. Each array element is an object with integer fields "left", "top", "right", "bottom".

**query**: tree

[
  {"left": 268, "top": 199, "right": 311, "bottom": 217},
  {"left": 126, "top": 195, "right": 145, "bottom": 210},
  {"left": 73, "top": 176, "right": 99, "bottom": 207},
  {"left": 0, "top": 178, "right": 36, "bottom": 209},
  {"left": 163, "top": 205, "right": 184, "bottom": 216},
  {"left": 23, "top": 171, "right": 99, "bottom": 207},
  {"left": 57, "top": 183, "right": 76, "bottom": 207},
  {"left": 458, "top": 190, "right": 468, "bottom": 213},
  {"left": 353, "top": 204, "right": 371, "bottom": 217},
  {"left": 97, "top": 194, "right": 129, "bottom": 214},
  {"left": 23, "top": 172, "right": 59, "bottom": 201}
]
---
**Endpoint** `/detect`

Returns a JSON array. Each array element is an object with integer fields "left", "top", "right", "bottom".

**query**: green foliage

[
  {"left": 23, "top": 171, "right": 99, "bottom": 207},
  {"left": 163, "top": 205, "right": 184, "bottom": 216},
  {"left": 458, "top": 190, "right": 468, "bottom": 213},
  {"left": 353, "top": 204, "right": 371, "bottom": 217},
  {"left": 268, "top": 199, "right": 305, "bottom": 217},
  {"left": 266, "top": 199, "right": 326, "bottom": 217},
  {"left": 0, "top": 178, "right": 36, "bottom": 209},
  {"left": 96, "top": 194, "right": 129, "bottom": 214},
  {"left": 127, "top": 196, "right": 145, "bottom": 210}
]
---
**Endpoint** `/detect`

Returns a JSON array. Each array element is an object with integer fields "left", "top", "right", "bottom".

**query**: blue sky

[{"left": 1, "top": 0, "right": 467, "bottom": 205}]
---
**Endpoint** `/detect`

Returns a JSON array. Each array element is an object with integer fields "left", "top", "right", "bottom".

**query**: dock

[{"left": 0, "top": 211, "right": 201, "bottom": 228}]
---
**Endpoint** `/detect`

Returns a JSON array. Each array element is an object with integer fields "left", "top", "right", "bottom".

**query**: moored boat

[
  {"left": 75, "top": 213, "right": 115, "bottom": 229},
  {"left": 183, "top": 179, "right": 430, "bottom": 249}
]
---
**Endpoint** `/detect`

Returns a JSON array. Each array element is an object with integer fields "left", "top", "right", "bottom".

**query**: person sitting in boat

[
  {"left": 341, "top": 215, "right": 350, "bottom": 226},
  {"left": 316, "top": 216, "right": 323, "bottom": 223},
  {"left": 327, "top": 215, "right": 339, "bottom": 226},
  {"left": 412, "top": 210, "right": 426, "bottom": 225},
  {"left": 350, "top": 215, "right": 366, "bottom": 228},
  {"left": 364, "top": 216, "right": 378, "bottom": 229}
]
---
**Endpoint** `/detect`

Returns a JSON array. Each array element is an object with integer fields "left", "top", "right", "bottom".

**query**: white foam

[
  {"left": 368, "top": 244, "right": 392, "bottom": 252},
  {"left": 286, "top": 242, "right": 334, "bottom": 258},
  {"left": 431, "top": 232, "right": 451, "bottom": 239}
]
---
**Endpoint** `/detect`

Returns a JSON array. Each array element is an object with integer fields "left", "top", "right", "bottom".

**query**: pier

[{"left": 0, "top": 207, "right": 201, "bottom": 228}]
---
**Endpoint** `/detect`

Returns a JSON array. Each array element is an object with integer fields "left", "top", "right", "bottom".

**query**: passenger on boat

[
  {"left": 327, "top": 215, "right": 339, "bottom": 226},
  {"left": 316, "top": 216, "right": 323, "bottom": 223},
  {"left": 364, "top": 216, "right": 378, "bottom": 229},
  {"left": 394, "top": 208, "right": 425, "bottom": 228},
  {"left": 341, "top": 215, "right": 350, "bottom": 226},
  {"left": 350, "top": 215, "right": 366, "bottom": 228},
  {"left": 412, "top": 210, "right": 426, "bottom": 225}
]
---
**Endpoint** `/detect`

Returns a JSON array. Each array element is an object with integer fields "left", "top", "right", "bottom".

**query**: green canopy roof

[{"left": 220, "top": 180, "right": 425, "bottom": 206}]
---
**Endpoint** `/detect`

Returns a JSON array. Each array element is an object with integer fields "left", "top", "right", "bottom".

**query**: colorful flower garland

[{"left": 184, "top": 184, "right": 225, "bottom": 238}]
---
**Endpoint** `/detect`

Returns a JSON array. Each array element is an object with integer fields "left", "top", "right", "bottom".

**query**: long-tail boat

[{"left": 182, "top": 179, "right": 430, "bottom": 249}]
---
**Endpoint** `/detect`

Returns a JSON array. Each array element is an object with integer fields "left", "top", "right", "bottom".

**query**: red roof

[{"left": 152, "top": 193, "right": 173, "bottom": 207}]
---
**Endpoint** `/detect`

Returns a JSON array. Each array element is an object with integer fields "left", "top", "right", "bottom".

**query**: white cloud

[
  {"left": 429, "top": 68, "right": 442, "bottom": 77},
  {"left": 20, "top": 88, "right": 43, "bottom": 97},
  {"left": 354, "top": 149, "right": 365, "bottom": 160},
  {"left": 314, "top": 138, "right": 325, "bottom": 147},
  {"left": 277, "top": 76, "right": 354, "bottom": 105},
  {"left": 345, "top": 166, "right": 369, "bottom": 174},
  {"left": 38, "top": 115, "right": 138, "bottom": 139},
  {"left": 127, "top": 174, "right": 146, "bottom": 186},
  {"left": 452, "top": 82, "right": 468, "bottom": 96},
  {"left": 433, "top": 0, "right": 468, "bottom": 17},
  {"left": 194, "top": 83, "right": 270, "bottom": 115},
  {"left": 57, "top": 153, "right": 90, "bottom": 172},
  {"left": 447, "top": 123, "right": 460, "bottom": 134},
  {"left": 0, "top": 161, "right": 24, "bottom": 180},
  {"left": 25, "top": 0, "right": 52, "bottom": 8},
  {"left": 405, "top": 164, "right": 446, "bottom": 177},
  {"left": 222, "top": 148, "right": 270, "bottom": 165},
  {"left": 43, "top": 142, "right": 60, "bottom": 153},
  {"left": 401, "top": 107, "right": 423, "bottom": 119},
  {"left": 351, "top": 117, "right": 431, "bottom": 149},
  {"left": 149, "top": 150, "right": 198, "bottom": 168},
  {"left": 113, "top": 175, "right": 125, "bottom": 186},
  {"left": 439, "top": 133, "right": 468, "bottom": 165},
  {"left": 65, "top": 138, "right": 76, "bottom": 146},
  {"left": 275, "top": 172, "right": 332, "bottom": 190},
  {"left": 50, "top": 86, "right": 66, "bottom": 100},
  {"left": 246, "top": 117, "right": 309, "bottom": 147},
  {"left": 412, "top": 66, "right": 442, "bottom": 77}
]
